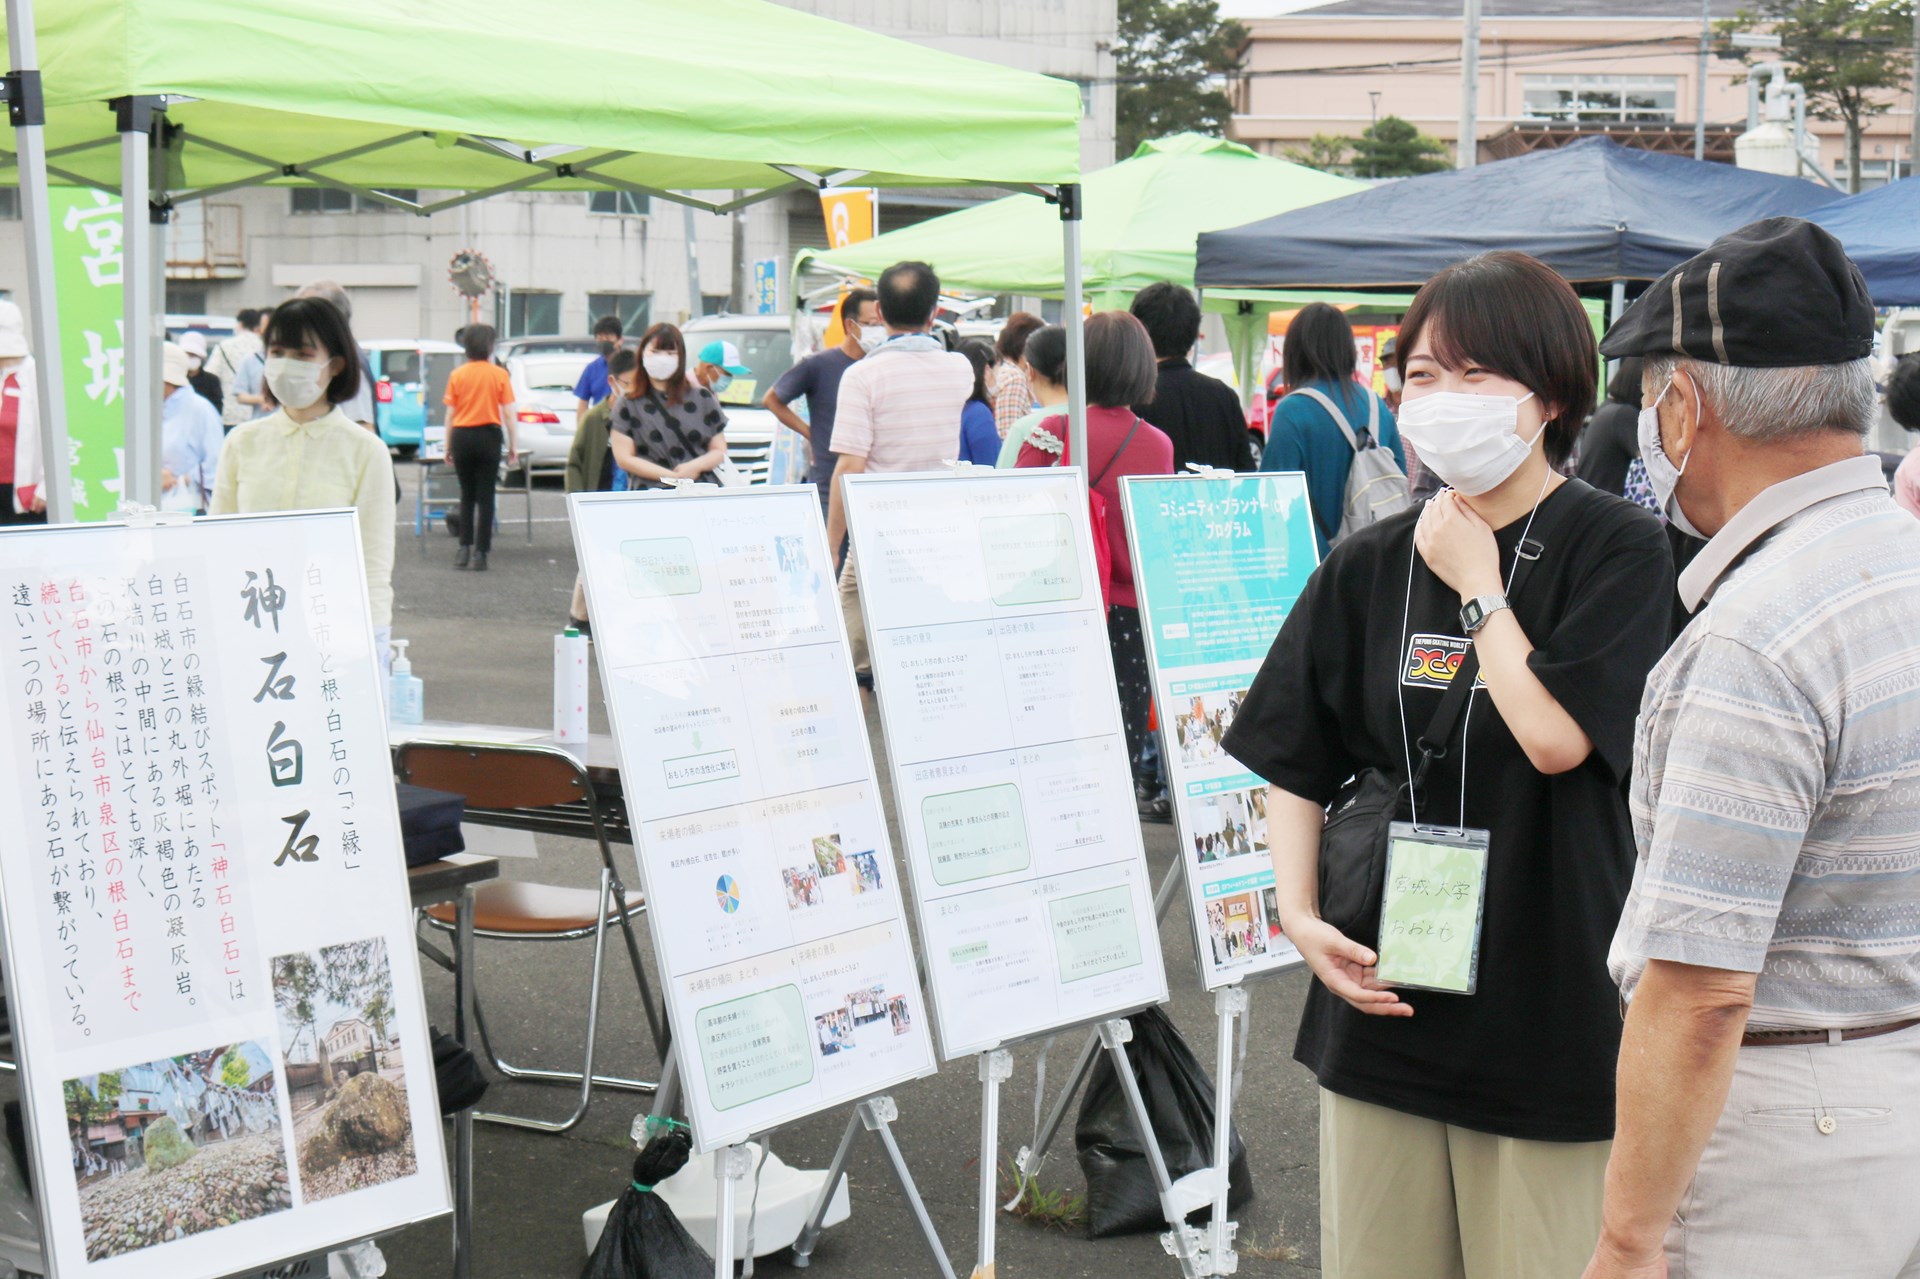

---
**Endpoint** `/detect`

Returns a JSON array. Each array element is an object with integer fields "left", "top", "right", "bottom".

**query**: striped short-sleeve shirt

[{"left": 1610, "top": 456, "right": 1920, "bottom": 1030}]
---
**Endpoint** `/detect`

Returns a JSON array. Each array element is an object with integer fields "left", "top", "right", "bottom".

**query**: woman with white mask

[
  {"left": 211, "top": 296, "right": 398, "bottom": 673},
  {"left": 1221, "top": 252, "right": 1675, "bottom": 1279},
  {"left": 610, "top": 323, "right": 730, "bottom": 489}
]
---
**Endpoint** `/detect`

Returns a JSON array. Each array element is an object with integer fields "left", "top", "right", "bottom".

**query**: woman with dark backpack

[
  {"left": 1015, "top": 311, "right": 1174, "bottom": 818},
  {"left": 1222, "top": 253, "right": 1675, "bottom": 1279},
  {"left": 1260, "top": 302, "right": 1407, "bottom": 558}
]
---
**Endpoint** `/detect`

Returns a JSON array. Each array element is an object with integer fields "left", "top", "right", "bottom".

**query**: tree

[
  {"left": 1283, "top": 134, "right": 1353, "bottom": 172},
  {"left": 64, "top": 1071, "right": 123, "bottom": 1132},
  {"left": 1727, "top": 0, "right": 1914, "bottom": 192},
  {"left": 362, "top": 989, "right": 394, "bottom": 1071},
  {"left": 273, "top": 951, "right": 332, "bottom": 1082},
  {"left": 1350, "top": 116, "right": 1452, "bottom": 177},
  {"left": 1117, "top": 0, "right": 1249, "bottom": 156},
  {"left": 220, "top": 1047, "right": 251, "bottom": 1089}
]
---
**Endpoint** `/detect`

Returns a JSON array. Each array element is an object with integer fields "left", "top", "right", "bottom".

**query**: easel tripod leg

[
  {"left": 789, "top": 1106, "right": 862, "bottom": 1268},
  {"left": 865, "top": 1096, "right": 958, "bottom": 1279},
  {"left": 1096, "top": 1018, "right": 1202, "bottom": 1279},
  {"left": 973, "top": 1049, "right": 1013, "bottom": 1279}
]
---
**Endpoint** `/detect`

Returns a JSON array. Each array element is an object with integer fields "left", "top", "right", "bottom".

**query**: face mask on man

[
  {"left": 858, "top": 326, "right": 888, "bottom": 355},
  {"left": 1395, "top": 390, "right": 1542, "bottom": 496},
  {"left": 641, "top": 350, "right": 679, "bottom": 382},
  {"left": 710, "top": 372, "right": 734, "bottom": 395},
  {"left": 598, "top": 339, "right": 618, "bottom": 358},
  {"left": 1637, "top": 374, "right": 1704, "bottom": 536},
  {"left": 264, "top": 356, "right": 330, "bottom": 410}
]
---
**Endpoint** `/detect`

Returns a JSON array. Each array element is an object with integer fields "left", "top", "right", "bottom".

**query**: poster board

[
  {"left": 569, "top": 486, "right": 936, "bottom": 1153},
  {"left": 843, "top": 470, "right": 1169, "bottom": 1060},
  {"left": 1119, "top": 473, "right": 1319, "bottom": 990},
  {"left": 0, "top": 510, "right": 449, "bottom": 1279}
]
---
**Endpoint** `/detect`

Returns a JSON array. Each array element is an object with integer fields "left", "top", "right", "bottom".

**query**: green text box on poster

[
  {"left": 621, "top": 537, "right": 702, "bottom": 597},
  {"left": 979, "top": 513, "right": 1081, "bottom": 606},
  {"left": 924, "top": 784, "right": 1029, "bottom": 885},
  {"left": 1050, "top": 885, "right": 1144, "bottom": 982},
  {"left": 694, "top": 985, "right": 814, "bottom": 1110},
  {"left": 48, "top": 188, "right": 129, "bottom": 522},
  {"left": 1376, "top": 838, "right": 1487, "bottom": 993}
]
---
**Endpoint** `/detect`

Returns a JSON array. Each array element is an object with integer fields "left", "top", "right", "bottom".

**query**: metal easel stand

[
  {"left": 971, "top": 1048, "right": 1014, "bottom": 1279},
  {"left": 1198, "top": 985, "right": 1249, "bottom": 1277},
  {"left": 789, "top": 1095, "right": 956, "bottom": 1279},
  {"left": 713, "top": 1142, "right": 756, "bottom": 1279},
  {"left": 1093, "top": 1017, "right": 1205, "bottom": 1279}
]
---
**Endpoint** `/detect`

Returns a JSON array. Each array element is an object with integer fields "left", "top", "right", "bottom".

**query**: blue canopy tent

[
  {"left": 1808, "top": 178, "right": 1920, "bottom": 307},
  {"left": 1195, "top": 137, "right": 1841, "bottom": 290}
]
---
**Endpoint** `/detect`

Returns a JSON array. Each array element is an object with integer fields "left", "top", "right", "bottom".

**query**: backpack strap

[{"left": 1292, "top": 386, "right": 1368, "bottom": 452}]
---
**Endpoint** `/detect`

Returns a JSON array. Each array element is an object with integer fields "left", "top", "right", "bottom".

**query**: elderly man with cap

[
  {"left": 1584, "top": 218, "right": 1920, "bottom": 1279},
  {"left": 160, "top": 341, "right": 225, "bottom": 514},
  {"left": 692, "top": 339, "right": 752, "bottom": 398}
]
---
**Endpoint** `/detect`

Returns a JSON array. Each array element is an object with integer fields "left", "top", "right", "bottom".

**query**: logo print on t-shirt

[{"left": 1402, "top": 633, "right": 1486, "bottom": 690}]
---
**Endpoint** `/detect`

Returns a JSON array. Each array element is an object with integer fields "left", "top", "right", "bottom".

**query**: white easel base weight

[{"left": 579, "top": 1143, "right": 851, "bottom": 1259}]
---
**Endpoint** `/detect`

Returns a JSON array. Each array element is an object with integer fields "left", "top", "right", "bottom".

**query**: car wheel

[{"left": 1246, "top": 431, "right": 1265, "bottom": 469}]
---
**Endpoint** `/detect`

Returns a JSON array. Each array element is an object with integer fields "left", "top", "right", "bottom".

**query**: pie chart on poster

[{"left": 715, "top": 874, "right": 741, "bottom": 913}]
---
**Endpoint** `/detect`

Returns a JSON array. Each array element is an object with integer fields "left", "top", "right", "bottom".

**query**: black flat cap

[{"left": 1599, "top": 216, "right": 1874, "bottom": 368}]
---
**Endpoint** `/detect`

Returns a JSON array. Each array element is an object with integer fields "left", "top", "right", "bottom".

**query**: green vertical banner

[{"left": 47, "top": 187, "right": 128, "bottom": 521}]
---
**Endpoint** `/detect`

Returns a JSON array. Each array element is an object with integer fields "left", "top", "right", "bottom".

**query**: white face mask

[
  {"left": 641, "top": 350, "right": 679, "bottom": 381},
  {"left": 264, "top": 355, "right": 330, "bottom": 410},
  {"left": 1396, "top": 390, "right": 1542, "bottom": 496},
  {"left": 1637, "top": 375, "right": 1704, "bottom": 537},
  {"left": 857, "top": 325, "right": 888, "bottom": 354}
]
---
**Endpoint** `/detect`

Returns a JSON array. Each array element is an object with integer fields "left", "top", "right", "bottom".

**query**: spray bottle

[{"left": 554, "top": 627, "right": 589, "bottom": 743}]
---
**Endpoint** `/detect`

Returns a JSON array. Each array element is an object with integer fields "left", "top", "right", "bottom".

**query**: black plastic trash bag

[
  {"left": 431, "top": 1026, "right": 489, "bottom": 1117},
  {"left": 580, "top": 1122, "right": 711, "bottom": 1279},
  {"left": 1074, "top": 1007, "right": 1254, "bottom": 1238}
]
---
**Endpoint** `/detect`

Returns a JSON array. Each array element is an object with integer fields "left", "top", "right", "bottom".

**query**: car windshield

[
  {"left": 514, "top": 354, "right": 592, "bottom": 394},
  {"left": 685, "top": 327, "right": 794, "bottom": 393}
]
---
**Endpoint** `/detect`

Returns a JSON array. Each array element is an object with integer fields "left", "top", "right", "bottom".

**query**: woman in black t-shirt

[
  {"left": 1222, "top": 253, "right": 1674, "bottom": 1279},
  {"left": 610, "top": 322, "right": 729, "bottom": 489}
]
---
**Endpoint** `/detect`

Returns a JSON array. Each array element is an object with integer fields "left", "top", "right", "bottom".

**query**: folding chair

[{"left": 396, "top": 741, "right": 663, "bottom": 1133}]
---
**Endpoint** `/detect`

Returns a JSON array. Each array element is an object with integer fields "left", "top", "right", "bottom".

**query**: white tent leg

[
  {"left": 1058, "top": 183, "right": 1088, "bottom": 469},
  {"left": 116, "top": 97, "right": 160, "bottom": 509},
  {"left": 6, "top": 0, "right": 75, "bottom": 523}
]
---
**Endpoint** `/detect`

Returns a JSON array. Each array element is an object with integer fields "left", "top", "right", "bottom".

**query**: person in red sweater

[{"left": 1017, "top": 311, "right": 1174, "bottom": 816}]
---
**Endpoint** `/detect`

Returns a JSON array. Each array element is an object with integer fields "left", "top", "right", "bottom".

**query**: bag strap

[
  {"left": 1411, "top": 478, "right": 1590, "bottom": 785},
  {"left": 1292, "top": 387, "right": 1365, "bottom": 452},
  {"left": 1089, "top": 415, "right": 1144, "bottom": 490}
]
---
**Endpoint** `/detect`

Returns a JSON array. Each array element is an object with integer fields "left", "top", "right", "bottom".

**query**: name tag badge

[{"left": 1376, "top": 821, "right": 1490, "bottom": 996}]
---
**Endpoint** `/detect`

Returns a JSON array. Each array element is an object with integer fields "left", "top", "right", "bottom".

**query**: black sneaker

[
  {"left": 567, "top": 615, "right": 592, "bottom": 639},
  {"left": 472, "top": 552, "right": 489, "bottom": 572},
  {"left": 454, "top": 545, "right": 470, "bottom": 569}
]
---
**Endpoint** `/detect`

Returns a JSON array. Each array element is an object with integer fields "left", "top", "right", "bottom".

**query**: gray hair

[
  {"left": 1646, "top": 355, "right": 1875, "bottom": 441},
  {"left": 294, "top": 279, "right": 352, "bottom": 322}
]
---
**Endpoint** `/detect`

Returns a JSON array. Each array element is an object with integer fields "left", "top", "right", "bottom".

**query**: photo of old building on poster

[
  {"left": 63, "top": 1041, "right": 293, "bottom": 1261},
  {"left": 272, "top": 936, "right": 418, "bottom": 1203}
]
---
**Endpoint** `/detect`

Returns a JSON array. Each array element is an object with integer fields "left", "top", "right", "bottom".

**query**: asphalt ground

[{"left": 14, "top": 464, "right": 1330, "bottom": 1279}]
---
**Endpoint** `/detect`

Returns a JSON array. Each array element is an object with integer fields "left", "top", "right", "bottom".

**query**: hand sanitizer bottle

[{"left": 389, "top": 638, "right": 424, "bottom": 727}]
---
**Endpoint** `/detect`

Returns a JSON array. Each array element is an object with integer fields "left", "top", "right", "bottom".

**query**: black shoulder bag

[{"left": 1316, "top": 480, "right": 1589, "bottom": 948}]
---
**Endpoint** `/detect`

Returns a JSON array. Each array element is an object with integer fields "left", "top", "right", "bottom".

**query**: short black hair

[
  {"left": 1889, "top": 353, "right": 1920, "bottom": 431},
  {"left": 839, "top": 288, "right": 878, "bottom": 326},
  {"left": 262, "top": 297, "right": 361, "bottom": 407},
  {"left": 593, "top": 314, "right": 624, "bottom": 338},
  {"left": 960, "top": 339, "right": 995, "bottom": 406},
  {"left": 878, "top": 261, "right": 940, "bottom": 329},
  {"left": 1130, "top": 282, "right": 1202, "bottom": 360},
  {"left": 461, "top": 323, "right": 496, "bottom": 361},
  {"left": 607, "top": 347, "right": 638, "bottom": 378},
  {"left": 1398, "top": 251, "right": 1598, "bottom": 468},
  {"left": 1281, "top": 302, "right": 1355, "bottom": 390},
  {"left": 235, "top": 307, "right": 262, "bottom": 331},
  {"left": 1023, "top": 325, "right": 1068, "bottom": 387},
  {"left": 1084, "top": 311, "right": 1159, "bottom": 409}
]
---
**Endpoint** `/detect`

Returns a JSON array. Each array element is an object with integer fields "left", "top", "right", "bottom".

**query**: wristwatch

[{"left": 1460, "top": 593, "right": 1510, "bottom": 635}]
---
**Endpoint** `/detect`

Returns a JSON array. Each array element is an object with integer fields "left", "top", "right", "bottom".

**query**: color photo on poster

[
  {"left": 272, "top": 936, "right": 418, "bottom": 1203},
  {"left": 64, "top": 1041, "right": 293, "bottom": 1261}
]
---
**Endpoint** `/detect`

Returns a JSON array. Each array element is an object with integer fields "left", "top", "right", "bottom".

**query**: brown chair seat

[{"left": 425, "top": 881, "right": 646, "bottom": 935}]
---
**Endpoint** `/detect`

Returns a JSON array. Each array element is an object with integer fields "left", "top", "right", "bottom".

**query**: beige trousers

[
  {"left": 1668, "top": 1023, "right": 1920, "bottom": 1278},
  {"left": 838, "top": 551, "right": 869, "bottom": 675},
  {"left": 1320, "top": 1089, "right": 1609, "bottom": 1279}
]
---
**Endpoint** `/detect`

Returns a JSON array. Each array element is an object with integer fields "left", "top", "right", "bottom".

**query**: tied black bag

[
  {"left": 1315, "top": 480, "right": 1588, "bottom": 948},
  {"left": 1075, "top": 1007, "right": 1254, "bottom": 1238}
]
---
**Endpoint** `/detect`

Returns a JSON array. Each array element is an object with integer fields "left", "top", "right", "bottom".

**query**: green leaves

[{"left": 1116, "top": 0, "right": 1249, "bottom": 156}]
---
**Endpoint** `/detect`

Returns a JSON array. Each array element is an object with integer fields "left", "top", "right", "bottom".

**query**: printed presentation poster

[
  {"left": 1120, "top": 473, "right": 1319, "bottom": 989},
  {"left": 844, "top": 471, "right": 1168, "bottom": 1059},
  {"left": 0, "top": 511, "right": 448, "bottom": 1279},
  {"left": 570, "top": 488, "right": 936, "bottom": 1152}
]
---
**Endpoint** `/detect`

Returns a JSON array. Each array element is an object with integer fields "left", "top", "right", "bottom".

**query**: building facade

[
  {"left": 1, "top": 0, "right": 1116, "bottom": 340},
  {"left": 1225, "top": 0, "right": 1915, "bottom": 188}
]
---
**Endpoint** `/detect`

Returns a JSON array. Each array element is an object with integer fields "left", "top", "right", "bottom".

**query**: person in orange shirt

[{"left": 442, "top": 323, "right": 517, "bottom": 570}]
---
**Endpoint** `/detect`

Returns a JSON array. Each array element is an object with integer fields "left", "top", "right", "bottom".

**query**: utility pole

[
  {"left": 1458, "top": 0, "right": 1482, "bottom": 168},
  {"left": 1695, "top": 0, "right": 1710, "bottom": 160},
  {"left": 1369, "top": 90, "right": 1382, "bottom": 178},
  {"left": 1910, "top": 0, "right": 1919, "bottom": 177}
]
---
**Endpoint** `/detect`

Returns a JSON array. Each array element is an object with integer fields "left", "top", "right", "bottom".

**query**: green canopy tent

[
  {"left": 2, "top": 0, "right": 1086, "bottom": 519},
  {"left": 798, "top": 133, "right": 1363, "bottom": 309}
]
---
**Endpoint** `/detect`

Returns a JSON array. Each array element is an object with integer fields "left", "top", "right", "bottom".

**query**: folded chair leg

[{"left": 609, "top": 880, "right": 667, "bottom": 1058}]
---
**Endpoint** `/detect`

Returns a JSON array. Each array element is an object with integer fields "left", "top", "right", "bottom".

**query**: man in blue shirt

[
  {"left": 160, "top": 342, "right": 224, "bottom": 512},
  {"left": 764, "top": 288, "right": 880, "bottom": 514},
  {"left": 573, "top": 314, "right": 627, "bottom": 421}
]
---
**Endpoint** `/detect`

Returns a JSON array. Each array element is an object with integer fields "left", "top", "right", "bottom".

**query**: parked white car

[{"left": 505, "top": 350, "right": 593, "bottom": 474}]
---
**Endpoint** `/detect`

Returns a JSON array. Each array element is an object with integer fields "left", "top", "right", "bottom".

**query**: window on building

[
  {"left": 507, "top": 291, "right": 563, "bottom": 337},
  {"left": 588, "top": 190, "right": 651, "bottom": 217},
  {"left": 1834, "top": 158, "right": 1897, "bottom": 191},
  {"left": 1521, "top": 75, "right": 1678, "bottom": 124},
  {"left": 587, "top": 292, "right": 652, "bottom": 336},
  {"left": 289, "top": 187, "right": 420, "bottom": 214},
  {"left": 0, "top": 189, "right": 19, "bottom": 220},
  {"left": 701, "top": 294, "right": 732, "bottom": 317},
  {"left": 166, "top": 286, "right": 209, "bottom": 314}
]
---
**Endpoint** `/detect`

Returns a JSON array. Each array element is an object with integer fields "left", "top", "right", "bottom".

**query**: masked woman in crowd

[
  {"left": 611, "top": 323, "right": 731, "bottom": 489},
  {"left": 1221, "top": 253, "right": 1674, "bottom": 1279}
]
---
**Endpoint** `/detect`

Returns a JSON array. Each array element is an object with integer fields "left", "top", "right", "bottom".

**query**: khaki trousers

[
  {"left": 838, "top": 551, "right": 869, "bottom": 675},
  {"left": 1668, "top": 1023, "right": 1920, "bottom": 1278},
  {"left": 1320, "top": 1089, "right": 1609, "bottom": 1279}
]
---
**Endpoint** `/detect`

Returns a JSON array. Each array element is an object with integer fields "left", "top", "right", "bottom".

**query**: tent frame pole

[
  {"left": 4, "top": 0, "right": 75, "bottom": 524},
  {"left": 112, "top": 94, "right": 166, "bottom": 510},
  {"left": 1058, "top": 183, "right": 1088, "bottom": 469}
]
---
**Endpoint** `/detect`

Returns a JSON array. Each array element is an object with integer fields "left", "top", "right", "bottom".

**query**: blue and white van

[{"left": 365, "top": 339, "right": 464, "bottom": 456}]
